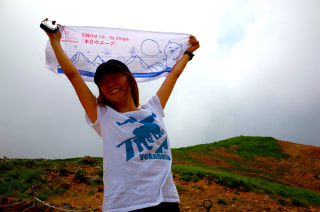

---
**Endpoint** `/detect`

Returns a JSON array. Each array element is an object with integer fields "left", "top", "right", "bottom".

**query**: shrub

[
  {"left": 278, "top": 199, "right": 287, "bottom": 206},
  {"left": 0, "top": 160, "right": 13, "bottom": 170},
  {"left": 74, "top": 169, "right": 87, "bottom": 182},
  {"left": 217, "top": 198, "right": 227, "bottom": 205},
  {"left": 97, "top": 168, "right": 103, "bottom": 178},
  {"left": 292, "top": 199, "right": 303, "bottom": 206},
  {"left": 88, "top": 190, "right": 95, "bottom": 195},
  {"left": 0, "top": 167, "right": 47, "bottom": 198},
  {"left": 175, "top": 185, "right": 188, "bottom": 193},
  {"left": 173, "top": 166, "right": 206, "bottom": 182}
]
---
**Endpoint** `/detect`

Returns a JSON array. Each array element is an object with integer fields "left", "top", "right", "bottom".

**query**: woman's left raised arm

[{"left": 156, "top": 35, "right": 200, "bottom": 109}]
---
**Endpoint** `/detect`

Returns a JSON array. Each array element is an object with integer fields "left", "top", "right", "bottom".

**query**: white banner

[{"left": 45, "top": 26, "right": 191, "bottom": 82}]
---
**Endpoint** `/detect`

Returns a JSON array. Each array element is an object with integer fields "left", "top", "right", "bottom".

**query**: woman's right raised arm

[{"left": 42, "top": 19, "right": 97, "bottom": 123}]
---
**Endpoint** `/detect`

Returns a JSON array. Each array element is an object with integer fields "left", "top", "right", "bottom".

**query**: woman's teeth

[{"left": 110, "top": 88, "right": 120, "bottom": 94}]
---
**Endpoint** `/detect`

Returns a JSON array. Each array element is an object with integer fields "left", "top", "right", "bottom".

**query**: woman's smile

[{"left": 109, "top": 88, "right": 121, "bottom": 95}]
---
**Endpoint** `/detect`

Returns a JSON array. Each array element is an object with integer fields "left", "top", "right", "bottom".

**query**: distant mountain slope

[
  {"left": 171, "top": 136, "right": 320, "bottom": 207},
  {"left": 173, "top": 136, "right": 320, "bottom": 192}
]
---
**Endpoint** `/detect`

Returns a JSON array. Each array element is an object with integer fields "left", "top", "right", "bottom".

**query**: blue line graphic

[{"left": 57, "top": 68, "right": 171, "bottom": 78}]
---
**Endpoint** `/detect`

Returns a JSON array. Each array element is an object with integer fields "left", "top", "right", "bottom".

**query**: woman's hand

[
  {"left": 187, "top": 35, "right": 200, "bottom": 53},
  {"left": 40, "top": 18, "right": 97, "bottom": 123},
  {"left": 41, "top": 18, "right": 61, "bottom": 43},
  {"left": 156, "top": 35, "right": 200, "bottom": 109}
]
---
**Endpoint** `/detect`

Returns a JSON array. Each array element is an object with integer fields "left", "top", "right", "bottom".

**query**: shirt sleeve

[
  {"left": 143, "top": 94, "right": 165, "bottom": 118},
  {"left": 85, "top": 105, "right": 105, "bottom": 137}
]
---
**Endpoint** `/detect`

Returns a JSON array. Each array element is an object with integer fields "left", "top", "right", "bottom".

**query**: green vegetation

[
  {"left": 171, "top": 136, "right": 320, "bottom": 207},
  {"left": 217, "top": 198, "right": 227, "bottom": 205},
  {"left": 74, "top": 168, "right": 88, "bottom": 182},
  {"left": 172, "top": 164, "right": 320, "bottom": 206},
  {"left": 172, "top": 136, "right": 288, "bottom": 161},
  {"left": 1, "top": 136, "right": 319, "bottom": 208},
  {"left": 0, "top": 165, "right": 47, "bottom": 199},
  {"left": 172, "top": 136, "right": 291, "bottom": 180},
  {"left": 211, "top": 136, "right": 289, "bottom": 160},
  {"left": 88, "top": 190, "right": 95, "bottom": 196},
  {"left": 0, "top": 157, "right": 103, "bottom": 200}
]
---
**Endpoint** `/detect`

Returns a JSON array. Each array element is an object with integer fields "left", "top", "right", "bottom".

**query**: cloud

[
  {"left": 1, "top": 0, "right": 319, "bottom": 159},
  {"left": 202, "top": 0, "right": 320, "bottom": 145}
]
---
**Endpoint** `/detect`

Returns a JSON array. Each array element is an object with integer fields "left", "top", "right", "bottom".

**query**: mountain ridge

[{"left": 172, "top": 137, "right": 320, "bottom": 193}]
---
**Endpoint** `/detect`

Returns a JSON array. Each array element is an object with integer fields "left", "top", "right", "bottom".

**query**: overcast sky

[{"left": 1, "top": 0, "right": 319, "bottom": 159}]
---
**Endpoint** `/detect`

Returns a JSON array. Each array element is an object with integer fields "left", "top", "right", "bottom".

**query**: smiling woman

[
  {"left": 99, "top": 72, "right": 132, "bottom": 110},
  {"left": 94, "top": 60, "right": 140, "bottom": 113},
  {"left": 41, "top": 18, "right": 199, "bottom": 212}
]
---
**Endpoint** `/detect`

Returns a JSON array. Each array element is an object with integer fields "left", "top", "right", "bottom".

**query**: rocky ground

[
  {"left": 1, "top": 139, "right": 319, "bottom": 211},
  {"left": 2, "top": 176, "right": 318, "bottom": 211}
]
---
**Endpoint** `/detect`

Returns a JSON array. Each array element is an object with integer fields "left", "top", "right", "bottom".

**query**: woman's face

[{"left": 99, "top": 72, "right": 131, "bottom": 104}]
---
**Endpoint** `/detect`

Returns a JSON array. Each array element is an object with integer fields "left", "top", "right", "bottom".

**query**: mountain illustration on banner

[
  {"left": 57, "top": 52, "right": 105, "bottom": 78},
  {"left": 44, "top": 25, "right": 191, "bottom": 82},
  {"left": 72, "top": 52, "right": 105, "bottom": 67}
]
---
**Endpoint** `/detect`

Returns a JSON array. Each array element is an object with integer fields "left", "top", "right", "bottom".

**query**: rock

[
  {"left": 22, "top": 205, "right": 38, "bottom": 212},
  {"left": 0, "top": 156, "right": 7, "bottom": 161},
  {"left": 87, "top": 175, "right": 102, "bottom": 185},
  {"left": 62, "top": 203, "right": 72, "bottom": 209},
  {"left": 183, "top": 206, "right": 191, "bottom": 210},
  {"left": 0, "top": 197, "right": 12, "bottom": 204},
  {"left": 97, "top": 185, "right": 104, "bottom": 192},
  {"left": 83, "top": 156, "right": 96, "bottom": 165},
  {"left": 58, "top": 168, "right": 70, "bottom": 177},
  {"left": 50, "top": 176, "right": 70, "bottom": 190},
  {"left": 1, "top": 201, "right": 29, "bottom": 212}
]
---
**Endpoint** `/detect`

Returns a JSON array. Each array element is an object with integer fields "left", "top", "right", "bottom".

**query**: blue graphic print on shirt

[{"left": 116, "top": 113, "right": 171, "bottom": 161}]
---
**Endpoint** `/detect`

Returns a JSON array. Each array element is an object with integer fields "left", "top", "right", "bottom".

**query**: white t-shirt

[{"left": 86, "top": 95, "right": 179, "bottom": 212}]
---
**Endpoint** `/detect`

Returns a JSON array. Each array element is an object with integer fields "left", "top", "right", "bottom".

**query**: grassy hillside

[
  {"left": 1, "top": 136, "right": 319, "bottom": 211},
  {"left": 172, "top": 136, "right": 320, "bottom": 207}
]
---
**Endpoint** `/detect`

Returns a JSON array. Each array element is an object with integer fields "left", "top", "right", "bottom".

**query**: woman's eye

[{"left": 113, "top": 75, "right": 121, "bottom": 80}]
